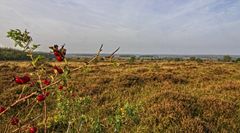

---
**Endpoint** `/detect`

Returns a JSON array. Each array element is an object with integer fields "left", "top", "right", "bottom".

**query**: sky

[{"left": 0, "top": 0, "right": 240, "bottom": 55}]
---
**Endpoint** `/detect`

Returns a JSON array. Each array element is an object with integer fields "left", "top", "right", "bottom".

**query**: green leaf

[{"left": 32, "top": 55, "right": 45, "bottom": 66}]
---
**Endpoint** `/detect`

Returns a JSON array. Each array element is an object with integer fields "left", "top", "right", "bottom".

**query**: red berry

[
  {"left": 29, "top": 126, "right": 37, "bottom": 133},
  {"left": 56, "top": 56, "right": 63, "bottom": 61},
  {"left": 15, "top": 76, "right": 24, "bottom": 84},
  {"left": 58, "top": 85, "right": 63, "bottom": 91},
  {"left": 42, "top": 79, "right": 51, "bottom": 85},
  {"left": 0, "top": 106, "right": 5, "bottom": 113},
  {"left": 11, "top": 117, "right": 19, "bottom": 125},
  {"left": 37, "top": 94, "right": 46, "bottom": 102},
  {"left": 15, "top": 75, "right": 30, "bottom": 84},
  {"left": 53, "top": 66, "right": 63, "bottom": 74},
  {"left": 54, "top": 51, "right": 60, "bottom": 56},
  {"left": 53, "top": 66, "right": 58, "bottom": 69},
  {"left": 22, "top": 75, "right": 30, "bottom": 83}
]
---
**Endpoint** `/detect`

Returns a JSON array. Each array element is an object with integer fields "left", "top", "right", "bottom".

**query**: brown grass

[{"left": 1, "top": 60, "right": 240, "bottom": 132}]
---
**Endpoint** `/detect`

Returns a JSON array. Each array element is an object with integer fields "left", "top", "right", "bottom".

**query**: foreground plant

[
  {"left": 0, "top": 29, "right": 139, "bottom": 132},
  {"left": 0, "top": 29, "right": 73, "bottom": 132}
]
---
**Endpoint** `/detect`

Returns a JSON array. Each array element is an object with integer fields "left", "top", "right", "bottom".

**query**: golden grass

[{"left": 0, "top": 60, "right": 240, "bottom": 132}]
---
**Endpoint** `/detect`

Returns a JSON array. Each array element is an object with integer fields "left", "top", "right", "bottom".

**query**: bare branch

[
  {"left": 0, "top": 92, "right": 37, "bottom": 116},
  {"left": 106, "top": 47, "right": 120, "bottom": 60},
  {"left": 87, "top": 44, "right": 103, "bottom": 64}
]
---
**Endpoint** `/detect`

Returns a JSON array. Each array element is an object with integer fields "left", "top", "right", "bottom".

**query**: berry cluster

[{"left": 50, "top": 45, "right": 66, "bottom": 61}]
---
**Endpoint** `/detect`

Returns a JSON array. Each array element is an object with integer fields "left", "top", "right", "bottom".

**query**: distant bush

[
  {"left": 235, "top": 58, "right": 240, "bottom": 63},
  {"left": 128, "top": 56, "right": 136, "bottom": 64},
  {"left": 188, "top": 57, "right": 203, "bottom": 63},
  {"left": 196, "top": 58, "right": 203, "bottom": 63},
  {"left": 223, "top": 55, "right": 232, "bottom": 62},
  {"left": 174, "top": 58, "right": 183, "bottom": 61},
  {"left": 189, "top": 57, "right": 196, "bottom": 61}
]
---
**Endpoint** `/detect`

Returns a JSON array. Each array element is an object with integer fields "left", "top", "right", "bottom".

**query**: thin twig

[
  {"left": 66, "top": 122, "right": 71, "bottom": 133},
  {"left": 106, "top": 47, "right": 120, "bottom": 60},
  {"left": 44, "top": 101, "right": 47, "bottom": 133},
  {"left": 87, "top": 44, "right": 103, "bottom": 64},
  {"left": 12, "top": 114, "right": 42, "bottom": 133},
  {"left": 0, "top": 92, "right": 37, "bottom": 116}
]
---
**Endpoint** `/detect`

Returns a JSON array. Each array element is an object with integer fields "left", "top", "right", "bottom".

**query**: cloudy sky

[{"left": 0, "top": 0, "right": 240, "bottom": 54}]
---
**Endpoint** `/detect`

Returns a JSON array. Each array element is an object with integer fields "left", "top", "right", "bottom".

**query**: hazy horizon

[{"left": 0, "top": 0, "right": 240, "bottom": 55}]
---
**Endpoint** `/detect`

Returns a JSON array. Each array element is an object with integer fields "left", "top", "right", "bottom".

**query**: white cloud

[{"left": 0, "top": 0, "right": 240, "bottom": 54}]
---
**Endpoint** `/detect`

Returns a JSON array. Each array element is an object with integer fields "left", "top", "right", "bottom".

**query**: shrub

[
  {"left": 223, "top": 55, "right": 232, "bottom": 62},
  {"left": 128, "top": 56, "right": 136, "bottom": 64}
]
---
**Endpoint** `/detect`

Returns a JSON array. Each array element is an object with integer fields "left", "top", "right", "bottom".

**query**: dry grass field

[{"left": 1, "top": 60, "right": 240, "bottom": 132}]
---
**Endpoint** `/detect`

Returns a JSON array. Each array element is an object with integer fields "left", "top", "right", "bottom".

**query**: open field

[{"left": 1, "top": 60, "right": 240, "bottom": 132}]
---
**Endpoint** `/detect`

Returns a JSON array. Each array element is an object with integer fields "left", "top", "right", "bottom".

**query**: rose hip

[
  {"left": 37, "top": 94, "right": 46, "bottom": 102},
  {"left": 0, "top": 106, "right": 5, "bottom": 113},
  {"left": 42, "top": 79, "right": 51, "bottom": 85},
  {"left": 29, "top": 126, "right": 37, "bottom": 133},
  {"left": 54, "top": 51, "right": 60, "bottom": 56},
  {"left": 14, "top": 75, "right": 30, "bottom": 84},
  {"left": 53, "top": 66, "right": 63, "bottom": 74},
  {"left": 58, "top": 85, "right": 63, "bottom": 91},
  {"left": 11, "top": 117, "right": 19, "bottom": 125},
  {"left": 56, "top": 56, "right": 63, "bottom": 61}
]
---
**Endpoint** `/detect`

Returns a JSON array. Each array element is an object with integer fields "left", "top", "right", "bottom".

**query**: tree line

[{"left": 0, "top": 47, "right": 52, "bottom": 61}]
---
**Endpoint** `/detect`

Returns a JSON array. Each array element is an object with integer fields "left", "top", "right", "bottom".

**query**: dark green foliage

[
  {"left": 196, "top": 58, "right": 203, "bottom": 63},
  {"left": 236, "top": 58, "right": 240, "bottom": 63},
  {"left": 189, "top": 57, "right": 196, "bottom": 61},
  {"left": 0, "top": 48, "right": 53, "bottom": 60},
  {"left": 223, "top": 55, "right": 232, "bottom": 62},
  {"left": 0, "top": 48, "right": 29, "bottom": 60},
  {"left": 174, "top": 58, "right": 183, "bottom": 61},
  {"left": 128, "top": 56, "right": 136, "bottom": 64}
]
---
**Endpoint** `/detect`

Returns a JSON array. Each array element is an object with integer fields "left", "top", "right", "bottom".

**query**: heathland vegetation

[{"left": 0, "top": 29, "right": 240, "bottom": 132}]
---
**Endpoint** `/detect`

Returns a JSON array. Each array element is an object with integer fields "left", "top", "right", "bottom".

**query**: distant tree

[
  {"left": 189, "top": 57, "right": 196, "bottom": 61},
  {"left": 128, "top": 56, "right": 136, "bottom": 64},
  {"left": 174, "top": 58, "right": 182, "bottom": 61},
  {"left": 196, "top": 58, "right": 203, "bottom": 63},
  {"left": 236, "top": 58, "right": 240, "bottom": 63},
  {"left": 223, "top": 55, "right": 232, "bottom": 62}
]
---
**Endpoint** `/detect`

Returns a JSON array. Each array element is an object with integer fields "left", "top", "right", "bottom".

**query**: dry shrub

[
  {"left": 0, "top": 64, "right": 11, "bottom": 71},
  {"left": 142, "top": 72, "right": 188, "bottom": 84},
  {"left": 197, "top": 97, "right": 238, "bottom": 131},
  {"left": 142, "top": 72, "right": 162, "bottom": 82},
  {"left": 180, "top": 117, "right": 207, "bottom": 133},
  {"left": 95, "top": 77, "right": 113, "bottom": 85},
  {"left": 117, "top": 74, "right": 144, "bottom": 87},
  {"left": 82, "top": 84, "right": 104, "bottom": 96},
  {"left": 135, "top": 67, "right": 149, "bottom": 73},
  {"left": 144, "top": 91, "right": 204, "bottom": 132},
  {"left": 160, "top": 73, "right": 188, "bottom": 84},
  {"left": 216, "top": 81, "right": 240, "bottom": 91},
  {"left": 211, "top": 67, "right": 231, "bottom": 75}
]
